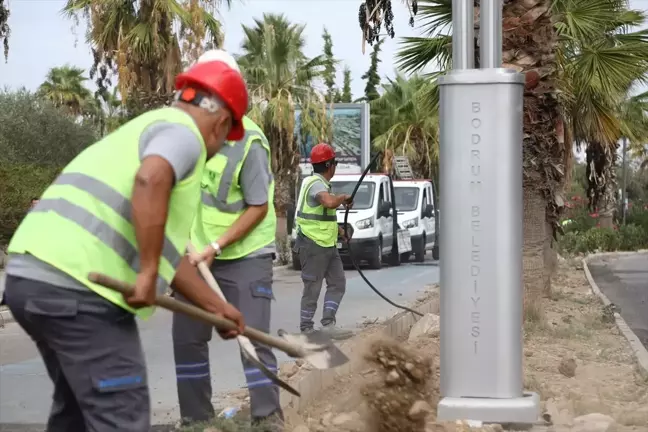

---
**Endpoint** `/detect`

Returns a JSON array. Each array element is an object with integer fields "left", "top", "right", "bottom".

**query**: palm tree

[
  {"left": 371, "top": 74, "right": 441, "bottom": 180},
  {"left": 558, "top": 2, "right": 648, "bottom": 228},
  {"left": 38, "top": 65, "right": 92, "bottom": 116},
  {"left": 394, "top": 0, "right": 648, "bottom": 315},
  {"left": 238, "top": 14, "right": 329, "bottom": 213},
  {"left": 237, "top": 13, "right": 330, "bottom": 263},
  {"left": 62, "top": 0, "right": 227, "bottom": 106}
]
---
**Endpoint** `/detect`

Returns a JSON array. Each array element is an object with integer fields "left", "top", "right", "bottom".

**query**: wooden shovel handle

[{"left": 88, "top": 272, "right": 304, "bottom": 358}]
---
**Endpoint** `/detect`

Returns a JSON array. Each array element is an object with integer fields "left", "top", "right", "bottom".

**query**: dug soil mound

[{"left": 362, "top": 338, "right": 438, "bottom": 432}]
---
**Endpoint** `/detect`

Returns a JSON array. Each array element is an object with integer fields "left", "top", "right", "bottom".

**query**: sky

[
  {"left": 0, "top": 0, "right": 423, "bottom": 99},
  {"left": 0, "top": 0, "right": 647, "bottom": 100}
]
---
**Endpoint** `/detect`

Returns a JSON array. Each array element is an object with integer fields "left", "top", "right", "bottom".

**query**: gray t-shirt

[
  {"left": 306, "top": 175, "right": 329, "bottom": 208},
  {"left": 7, "top": 120, "right": 204, "bottom": 291}
]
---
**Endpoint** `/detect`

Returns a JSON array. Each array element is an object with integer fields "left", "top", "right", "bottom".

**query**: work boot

[
  {"left": 320, "top": 323, "right": 353, "bottom": 340},
  {"left": 301, "top": 327, "right": 316, "bottom": 335}
]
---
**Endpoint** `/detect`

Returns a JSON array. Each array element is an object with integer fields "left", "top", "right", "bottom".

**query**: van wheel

[
  {"left": 368, "top": 238, "right": 383, "bottom": 269},
  {"left": 432, "top": 244, "right": 440, "bottom": 261},
  {"left": 292, "top": 252, "right": 301, "bottom": 271},
  {"left": 414, "top": 234, "right": 426, "bottom": 262}
]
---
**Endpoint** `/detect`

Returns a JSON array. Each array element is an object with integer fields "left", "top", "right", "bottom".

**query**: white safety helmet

[{"left": 196, "top": 49, "right": 241, "bottom": 74}]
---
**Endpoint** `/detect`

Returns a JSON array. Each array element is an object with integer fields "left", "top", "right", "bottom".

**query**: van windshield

[
  {"left": 394, "top": 187, "right": 419, "bottom": 211},
  {"left": 330, "top": 181, "right": 375, "bottom": 210}
]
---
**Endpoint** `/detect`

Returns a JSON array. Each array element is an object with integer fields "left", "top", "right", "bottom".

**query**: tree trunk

[
  {"left": 523, "top": 184, "right": 546, "bottom": 321},
  {"left": 543, "top": 220, "right": 557, "bottom": 297}
]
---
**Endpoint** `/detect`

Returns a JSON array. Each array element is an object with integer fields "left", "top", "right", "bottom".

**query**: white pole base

[{"left": 437, "top": 391, "right": 540, "bottom": 424}]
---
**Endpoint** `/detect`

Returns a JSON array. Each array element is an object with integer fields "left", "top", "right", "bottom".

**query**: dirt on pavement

[{"left": 284, "top": 261, "right": 648, "bottom": 432}]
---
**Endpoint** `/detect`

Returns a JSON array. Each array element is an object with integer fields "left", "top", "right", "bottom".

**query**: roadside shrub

[
  {"left": 559, "top": 223, "right": 648, "bottom": 255},
  {"left": 0, "top": 89, "right": 97, "bottom": 166},
  {"left": 0, "top": 89, "right": 97, "bottom": 248},
  {"left": 626, "top": 207, "right": 648, "bottom": 233},
  {"left": 618, "top": 224, "right": 648, "bottom": 250},
  {"left": 0, "top": 164, "right": 60, "bottom": 247}
]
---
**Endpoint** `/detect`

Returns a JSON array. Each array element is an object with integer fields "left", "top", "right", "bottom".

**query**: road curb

[
  {"left": 278, "top": 293, "right": 439, "bottom": 413},
  {"left": 0, "top": 307, "right": 14, "bottom": 327},
  {"left": 582, "top": 251, "right": 648, "bottom": 376}
]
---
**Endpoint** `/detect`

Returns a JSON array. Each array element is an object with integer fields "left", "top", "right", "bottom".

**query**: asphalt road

[
  {"left": 0, "top": 258, "right": 439, "bottom": 428},
  {"left": 587, "top": 253, "right": 648, "bottom": 348}
]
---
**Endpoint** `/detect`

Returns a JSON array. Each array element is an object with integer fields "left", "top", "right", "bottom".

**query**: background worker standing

[
  {"left": 172, "top": 50, "right": 283, "bottom": 431},
  {"left": 294, "top": 143, "right": 354, "bottom": 340},
  {"left": 2, "top": 59, "right": 248, "bottom": 432}
]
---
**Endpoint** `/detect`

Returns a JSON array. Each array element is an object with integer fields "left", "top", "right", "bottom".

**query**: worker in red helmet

[
  {"left": 172, "top": 50, "right": 284, "bottom": 432},
  {"left": 293, "top": 143, "right": 354, "bottom": 340},
  {"left": 2, "top": 57, "right": 248, "bottom": 432}
]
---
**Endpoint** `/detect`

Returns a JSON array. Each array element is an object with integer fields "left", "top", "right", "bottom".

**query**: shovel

[
  {"left": 88, "top": 273, "right": 349, "bottom": 369},
  {"left": 185, "top": 244, "right": 299, "bottom": 397}
]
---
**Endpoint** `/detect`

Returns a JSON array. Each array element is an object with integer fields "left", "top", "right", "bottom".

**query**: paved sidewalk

[{"left": 0, "top": 260, "right": 439, "bottom": 426}]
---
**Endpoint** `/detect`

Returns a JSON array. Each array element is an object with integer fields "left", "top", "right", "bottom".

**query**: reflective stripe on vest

[
  {"left": 200, "top": 130, "right": 267, "bottom": 214},
  {"left": 297, "top": 178, "right": 337, "bottom": 221},
  {"left": 32, "top": 172, "right": 182, "bottom": 293}
]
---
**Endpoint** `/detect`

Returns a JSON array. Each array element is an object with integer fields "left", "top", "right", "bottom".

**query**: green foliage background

[{"left": 0, "top": 89, "right": 97, "bottom": 247}]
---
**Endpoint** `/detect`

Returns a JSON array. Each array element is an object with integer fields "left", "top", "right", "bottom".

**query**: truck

[
  {"left": 291, "top": 169, "right": 424, "bottom": 270},
  {"left": 393, "top": 179, "right": 439, "bottom": 262}
]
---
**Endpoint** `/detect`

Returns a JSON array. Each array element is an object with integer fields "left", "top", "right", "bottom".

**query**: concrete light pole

[{"left": 437, "top": 0, "right": 540, "bottom": 423}]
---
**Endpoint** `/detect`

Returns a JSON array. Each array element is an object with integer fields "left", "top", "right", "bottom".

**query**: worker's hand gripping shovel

[
  {"left": 185, "top": 244, "right": 299, "bottom": 397},
  {"left": 87, "top": 272, "right": 349, "bottom": 389}
]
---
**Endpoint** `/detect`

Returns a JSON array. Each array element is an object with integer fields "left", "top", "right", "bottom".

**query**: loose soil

[{"left": 285, "top": 261, "right": 648, "bottom": 432}]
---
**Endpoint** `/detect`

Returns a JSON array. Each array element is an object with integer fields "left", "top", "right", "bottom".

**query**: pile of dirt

[{"left": 361, "top": 338, "right": 438, "bottom": 432}]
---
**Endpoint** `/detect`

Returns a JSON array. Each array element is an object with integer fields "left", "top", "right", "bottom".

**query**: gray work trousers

[
  {"left": 171, "top": 254, "right": 282, "bottom": 424},
  {"left": 4, "top": 275, "right": 149, "bottom": 432},
  {"left": 295, "top": 234, "right": 346, "bottom": 331}
]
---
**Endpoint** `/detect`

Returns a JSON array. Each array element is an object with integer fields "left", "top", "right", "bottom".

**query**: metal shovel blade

[
  {"left": 240, "top": 346, "right": 300, "bottom": 396},
  {"left": 277, "top": 329, "right": 349, "bottom": 369}
]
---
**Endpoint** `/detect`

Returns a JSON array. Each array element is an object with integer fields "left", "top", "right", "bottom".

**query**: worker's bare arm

[
  {"left": 132, "top": 156, "right": 173, "bottom": 279},
  {"left": 317, "top": 191, "right": 350, "bottom": 209},
  {"left": 171, "top": 256, "right": 245, "bottom": 337},
  {"left": 133, "top": 122, "right": 203, "bottom": 278},
  {"left": 127, "top": 122, "right": 204, "bottom": 307}
]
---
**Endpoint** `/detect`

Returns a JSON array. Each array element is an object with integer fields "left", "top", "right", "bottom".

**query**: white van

[
  {"left": 393, "top": 180, "right": 437, "bottom": 262},
  {"left": 291, "top": 173, "right": 408, "bottom": 269}
]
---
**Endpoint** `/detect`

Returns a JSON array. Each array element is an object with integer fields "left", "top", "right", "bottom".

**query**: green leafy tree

[
  {"left": 0, "top": 89, "right": 98, "bottom": 246},
  {"left": 38, "top": 65, "right": 92, "bottom": 116},
  {"left": 360, "top": 39, "right": 383, "bottom": 102},
  {"left": 339, "top": 66, "right": 353, "bottom": 103},
  {"left": 371, "top": 74, "right": 440, "bottom": 180},
  {"left": 321, "top": 27, "right": 339, "bottom": 103},
  {"left": 63, "top": 0, "right": 228, "bottom": 108}
]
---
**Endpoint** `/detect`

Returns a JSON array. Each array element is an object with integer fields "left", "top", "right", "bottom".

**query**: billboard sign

[{"left": 296, "top": 103, "right": 370, "bottom": 173}]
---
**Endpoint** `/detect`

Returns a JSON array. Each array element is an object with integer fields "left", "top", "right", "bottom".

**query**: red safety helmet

[
  {"left": 310, "top": 143, "right": 336, "bottom": 164},
  {"left": 175, "top": 61, "right": 249, "bottom": 141}
]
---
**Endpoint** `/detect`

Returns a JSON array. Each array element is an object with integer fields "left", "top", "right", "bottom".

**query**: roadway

[
  {"left": 0, "top": 257, "right": 439, "bottom": 428},
  {"left": 587, "top": 253, "right": 648, "bottom": 348}
]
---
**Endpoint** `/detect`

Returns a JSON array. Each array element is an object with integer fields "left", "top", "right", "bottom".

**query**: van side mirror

[
  {"left": 424, "top": 204, "right": 435, "bottom": 218},
  {"left": 378, "top": 201, "right": 391, "bottom": 218}
]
